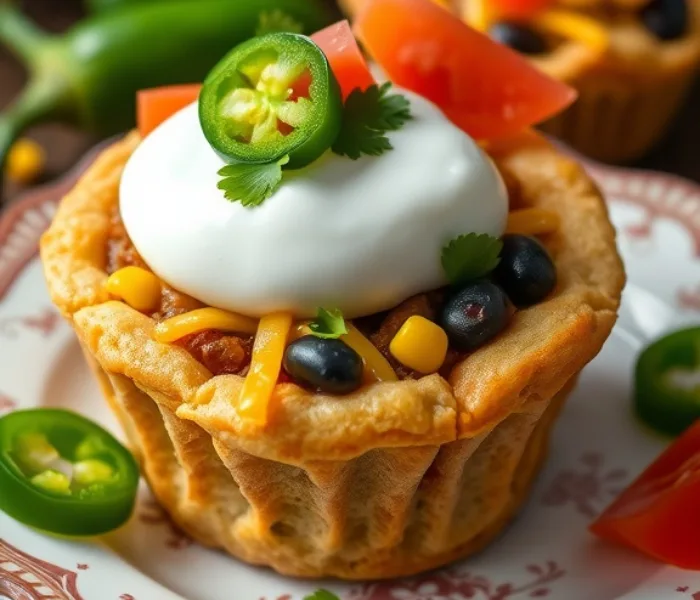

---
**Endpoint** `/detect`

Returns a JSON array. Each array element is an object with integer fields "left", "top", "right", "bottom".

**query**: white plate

[{"left": 1, "top": 146, "right": 700, "bottom": 600}]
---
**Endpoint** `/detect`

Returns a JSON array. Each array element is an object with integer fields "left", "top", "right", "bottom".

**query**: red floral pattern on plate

[
  {"left": 541, "top": 452, "right": 627, "bottom": 518},
  {"left": 0, "top": 307, "right": 60, "bottom": 339},
  {"left": 676, "top": 587, "right": 700, "bottom": 599},
  {"left": 0, "top": 538, "right": 85, "bottom": 600},
  {"left": 0, "top": 392, "right": 16, "bottom": 413},
  {"left": 347, "top": 561, "right": 565, "bottom": 600},
  {"left": 138, "top": 498, "right": 193, "bottom": 550}
]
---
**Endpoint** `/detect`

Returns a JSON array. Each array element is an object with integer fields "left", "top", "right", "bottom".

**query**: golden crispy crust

[{"left": 40, "top": 133, "right": 623, "bottom": 577}]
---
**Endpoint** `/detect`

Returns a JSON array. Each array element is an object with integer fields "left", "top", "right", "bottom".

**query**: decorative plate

[{"left": 1, "top": 142, "right": 700, "bottom": 600}]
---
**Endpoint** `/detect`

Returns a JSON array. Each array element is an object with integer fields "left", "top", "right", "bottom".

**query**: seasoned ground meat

[
  {"left": 106, "top": 206, "right": 461, "bottom": 380},
  {"left": 107, "top": 206, "right": 254, "bottom": 376}
]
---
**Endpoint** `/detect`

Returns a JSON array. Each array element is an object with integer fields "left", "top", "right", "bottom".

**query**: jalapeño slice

[
  {"left": 0, "top": 409, "right": 139, "bottom": 536},
  {"left": 635, "top": 327, "right": 700, "bottom": 436},
  {"left": 199, "top": 32, "right": 343, "bottom": 169}
]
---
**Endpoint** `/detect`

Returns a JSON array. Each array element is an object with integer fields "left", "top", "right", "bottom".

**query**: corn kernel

[
  {"left": 6, "top": 138, "right": 46, "bottom": 184},
  {"left": 106, "top": 266, "right": 161, "bottom": 313},
  {"left": 389, "top": 316, "right": 448, "bottom": 374},
  {"left": 506, "top": 208, "right": 561, "bottom": 236}
]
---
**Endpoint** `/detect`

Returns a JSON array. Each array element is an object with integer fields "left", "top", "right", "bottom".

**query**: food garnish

[
  {"left": 390, "top": 315, "right": 449, "bottom": 374},
  {"left": 440, "top": 281, "right": 511, "bottom": 351},
  {"left": 256, "top": 9, "right": 304, "bottom": 36},
  {"left": 137, "top": 84, "right": 202, "bottom": 138},
  {"left": 493, "top": 234, "right": 557, "bottom": 307},
  {"left": 642, "top": 0, "right": 688, "bottom": 41},
  {"left": 505, "top": 208, "right": 560, "bottom": 236},
  {"left": 0, "top": 409, "right": 139, "bottom": 536},
  {"left": 304, "top": 591, "right": 340, "bottom": 600},
  {"left": 634, "top": 327, "right": 700, "bottom": 435},
  {"left": 308, "top": 307, "right": 348, "bottom": 340},
  {"left": 106, "top": 266, "right": 162, "bottom": 313},
  {"left": 199, "top": 32, "right": 342, "bottom": 169},
  {"left": 0, "top": 0, "right": 329, "bottom": 195},
  {"left": 489, "top": 22, "right": 547, "bottom": 55},
  {"left": 331, "top": 82, "right": 413, "bottom": 159},
  {"left": 590, "top": 418, "right": 700, "bottom": 570},
  {"left": 311, "top": 20, "right": 375, "bottom": 100},
  {"left": 238, "top": 312, "right": 293, "bottom": 425},
  {"left": 218, "top": 156, "right": 290, "bottom": 206},
  {"left": 354, "top": 0, "right": 577, "bottom": 140},
  {"left": 154, "top": 308, "right": 258, "bottom": 343},
  {"left": 441, "top": 233, "right": 503, "bottom": 286},
  {"left": 284, "top": 336, "right": 364, "bottom": 394},
  {"left": 344, "top": 324, "right": 398, "bottom": 382}
]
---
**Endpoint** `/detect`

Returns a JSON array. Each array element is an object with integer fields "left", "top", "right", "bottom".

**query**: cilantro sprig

[
  {"left": 332, "top": 82, "right": 412, "bottom": 160},
  {"left": 441, "top": 233, "right": 503, "bottom": 286},
  {"left": 218, "top": 155, "right": 289, "bottom": 207},
  {"left": 308, "top": 308, "right": 347, "bottom": 339},
  {"left": 256, "top": 10, "right": 304, "bottom": 35}
]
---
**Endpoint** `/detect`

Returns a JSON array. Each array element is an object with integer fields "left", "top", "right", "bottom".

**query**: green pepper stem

[{"left": 0, "top": 3, "right": 50, "bottom": 66}]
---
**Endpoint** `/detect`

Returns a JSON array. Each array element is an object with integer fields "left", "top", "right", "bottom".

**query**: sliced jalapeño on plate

[
  {"left": 0, "top": 408, "right": 139, "bottom": 536},
  {"left": 635, "top": 327, "right": 700, "bottom": 435},
  {"left": 199, "top": 32, "right": 343, "bottom": 169}
]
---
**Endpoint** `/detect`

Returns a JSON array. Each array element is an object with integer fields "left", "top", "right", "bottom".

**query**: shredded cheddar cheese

[
  {"left": 533, "top": 10, "right": 610, "bottom": 55},
  {"left": 343, "top": 324, "right": 398, "bottom": 383},
  {"left": 460, "top": 0, "right": 493, "bottom": 31},
  {"left": 106, "top": 266, "right": 161, "bottom": 313},
  {"left": 506, "top": 208, "right": 561, "bottom": 236},
  {"left": 238, "top": 312, "right": 293, "bottom": 426},
  {"left": 154, "top": 308, "right": 258, "bottom": 343}
]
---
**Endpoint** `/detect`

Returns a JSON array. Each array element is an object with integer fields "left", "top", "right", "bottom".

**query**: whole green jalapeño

[
  {"left": 0, "top": 409, "right": 139, "bottom": 536},
  {"left": 199, "top": 32, "right": 342, "bottom": 169}
]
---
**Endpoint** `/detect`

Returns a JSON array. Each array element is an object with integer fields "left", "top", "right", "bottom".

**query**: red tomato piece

[
  {"left": 590, "top": 420, "right": 700, "bottom": 569},
  {"left": 312, "top": 20, "right": 375, "bottom": 100},
  {"left": 137, "top": 84, "right": 202, "bottom": 138},
  {"left": 493, "top": 0, "right": 555, "bottom": 20},
  {"left": 354, "top": 0, "right": 576, "bottom": 140}
]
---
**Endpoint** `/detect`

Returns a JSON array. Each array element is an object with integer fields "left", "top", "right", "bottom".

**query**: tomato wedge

[
  {"left": 590, "top": 420, "right": 700, "bottom": 569},
  {"left": 137, "top": 84, "right": 202, "bottom": 138},
  {"left": 354, "top": 0, "right": 577, "bottom": 140},
  {"left": 311, "top": 20, "right": 375, "bottom": 99},
  {"left": 493, "top": 0, "right": 555, "bottom": 20}
]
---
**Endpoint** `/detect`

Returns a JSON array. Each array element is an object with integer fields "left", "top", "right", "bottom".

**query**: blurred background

[{"left": 0, "top": 0, "right": 699, "bottom": 203}]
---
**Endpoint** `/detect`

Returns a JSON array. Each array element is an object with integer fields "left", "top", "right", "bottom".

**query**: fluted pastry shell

[{"left": 40, "top": 132, "right": 624, "bottom": 578}]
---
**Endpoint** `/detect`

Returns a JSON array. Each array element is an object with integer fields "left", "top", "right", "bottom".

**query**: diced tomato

[
  {"left": 590, "top": 420, "right": 700, "bottom": 570},
  {"left": 137, "top": 84, "right": 202, "bottom": 138},
  {"left": 493, "top": 0, "right": 555, "bottom": 20},
  {"left": 312, "top": 20, "right": 375, "bottom": 100},
  {"left": 354, "top": 0, "right": 576, "bottom": 140}
]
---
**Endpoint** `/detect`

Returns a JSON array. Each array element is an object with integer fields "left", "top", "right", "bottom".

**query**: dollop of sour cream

[{"left": 120, "top": 90, "right": 508, "bottom": 319}]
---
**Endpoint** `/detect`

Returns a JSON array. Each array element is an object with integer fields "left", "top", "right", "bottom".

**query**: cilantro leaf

[
  {"left": 441, "top": 233, "right": 503, "bottom": 285},
  {"left": 256, "top": 9, "right": 304, "bottom": 36},
  {"left": 303, "top": 591, "right": 341, "bottom": 600},
  {"left": 332, "top": 83, "right": 412, "bottom": 160},
  {"left": 308, "top": 308, "right": 347, "bottom": 340},
  {"left": 217, "top": 155, "right": 289, "bottom": 207}
]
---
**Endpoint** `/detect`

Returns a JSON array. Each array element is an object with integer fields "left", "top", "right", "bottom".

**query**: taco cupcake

[
  {"left": 41, "top": 0, "right": 624, "bottom": 580},
  {"left": 341, "top": 0, "right": 700, "bottom": 163}
]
